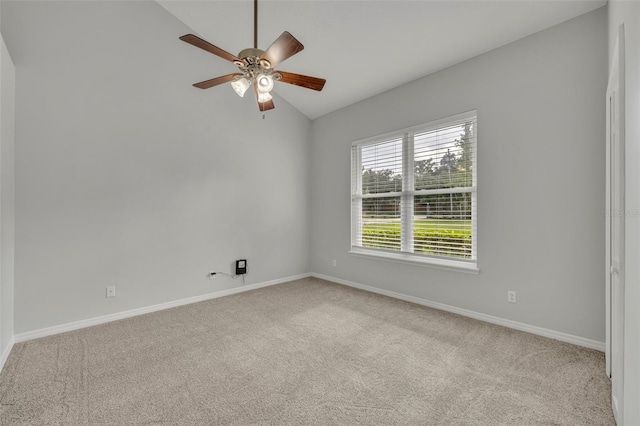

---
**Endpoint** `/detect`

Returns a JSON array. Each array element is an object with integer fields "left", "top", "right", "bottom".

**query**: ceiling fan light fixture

[
  {"left": 231, "top": 77, "right": 251, "bottom": 97},
  {"left": 257, "top": 91, "right": 273, "bottom": 103},
  {"left": 256, "top": 74, "right": 274, "bottom": 93}
]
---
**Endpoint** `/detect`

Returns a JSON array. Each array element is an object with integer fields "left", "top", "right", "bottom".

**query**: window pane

[
  {"left": 361, "top": 138, "right": 403, "bottom": 194},
  {"left": 351, "top": 111, "right": 477, "bottom": 266},
  {"left": 362, "top": 197, "right": 401, "bottom": 251},
  {"left": 413, "top": 194, "right": 472, "bottom": 259},
  {"left": 414, "top": 121, "right": 474, "bottom": 191}
]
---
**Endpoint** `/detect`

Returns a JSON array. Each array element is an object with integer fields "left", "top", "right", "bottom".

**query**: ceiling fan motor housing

[
  {"left": 233, "top": 48, "right": 281, "bottom": 87},
  {"left": 236, "top": 48, "right": 271, "bottom": 68},
  {"left": 238, "top": 48, "right": 264, "bottom": 59}
]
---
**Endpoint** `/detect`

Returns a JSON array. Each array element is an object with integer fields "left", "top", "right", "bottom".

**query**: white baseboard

[
  {"left": 0, "top": 336, "right": 15, "bottom": 373},
  {"left": 11, "top": 271, "right": 606, "bottom": 353},
  {"left": 311, "top": 272, "right": 606, "bottom": 352},
  {"left": 14, "top": 273, "right": 311, "bottom": 343}
]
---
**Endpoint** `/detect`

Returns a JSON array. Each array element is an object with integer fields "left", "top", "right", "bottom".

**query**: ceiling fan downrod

[{"left": 254, "top": 0, "right": 258, "bottom": 49}]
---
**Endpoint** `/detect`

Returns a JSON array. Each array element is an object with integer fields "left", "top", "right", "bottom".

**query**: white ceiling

[{"left": 158, "top": 0, "right": 606, "bottom": 119}]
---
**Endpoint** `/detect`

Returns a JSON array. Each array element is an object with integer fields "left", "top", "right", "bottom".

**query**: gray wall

[
  {"left": 0, "top": 5, "right": 16, "bottom": 363},
  {"left": 310, "top": 8, "right": 607, "bottom": 342},
  {"left": 1, "top": 1, "right": 311, "bottom": 334},
  {"left": 608, "top": 2, "right": 640, "bottom": 424}
]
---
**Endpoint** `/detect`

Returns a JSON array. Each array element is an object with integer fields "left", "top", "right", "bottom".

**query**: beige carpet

[{"left": 0, "top": 277, "right": 614, "bottom": 425}]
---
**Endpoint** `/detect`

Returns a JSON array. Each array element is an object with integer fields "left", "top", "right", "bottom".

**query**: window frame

[{"left": 350, "top": 111, "right": 479, "bottom": 273}]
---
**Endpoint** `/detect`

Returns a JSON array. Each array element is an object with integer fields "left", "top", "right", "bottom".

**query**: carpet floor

[{"left": 0, "top": 277, "right": 614, "bottom": 425}]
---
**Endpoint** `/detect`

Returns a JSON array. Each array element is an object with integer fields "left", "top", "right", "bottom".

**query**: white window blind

[{"left": 351, "top": 111, "right": 477, "bottom": 269}]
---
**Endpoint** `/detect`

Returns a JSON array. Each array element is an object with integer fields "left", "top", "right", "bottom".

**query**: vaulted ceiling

[{"left": 158, "top": 0, "right": 606, "bottom": 119}]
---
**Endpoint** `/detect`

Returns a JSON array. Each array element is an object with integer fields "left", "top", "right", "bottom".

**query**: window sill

[{"left": 348, "top": 247, "right": 479, "bottom": 274}]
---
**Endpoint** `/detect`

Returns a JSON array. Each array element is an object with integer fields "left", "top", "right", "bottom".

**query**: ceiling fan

[{"left": 179, "top": 0, "right": 326, "bottom": 112}]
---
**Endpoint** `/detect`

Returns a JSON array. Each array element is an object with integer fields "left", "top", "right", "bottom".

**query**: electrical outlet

[
  {"left": 332, "top": 259, "right": 337, "bottom": 267},
  {"left": 106, "top": 286, "right": 116, "bottom": 298},
  {"left": 208, "top": 271, "right": 217, "bottom": 280},
  {"left": 507, "top": 291, "right": 517, "bottom": 303}
]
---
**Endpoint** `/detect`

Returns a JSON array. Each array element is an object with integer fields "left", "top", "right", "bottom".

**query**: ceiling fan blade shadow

[
  {"left": 260, "top": 32, "right": 304, "bottom": 68},
  {"left": 278, "top": 71, "right": 326, "bottom": 91},
  {"left": 180, "top": 34, "right": 239, "bottom": 63},
  {"left": 193, "top": 73, "right": 243, "bottom": 89}
]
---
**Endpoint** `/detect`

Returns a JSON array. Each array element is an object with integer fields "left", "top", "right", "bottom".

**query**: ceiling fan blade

[
  {"left": 260, "top": 31, "right": 304, "bottom": 68},
  {"left": 278, "top": 71, "right": 326, "bottom": 91},
  {"left": 180, "top": 34, "right": 239, "bottom": 63},
  {"left": 258, "top": 98, "right": 275, "bottom": 112},
  {"left": 193, "top": 73, "right": 242, "bottom": 89},
  {"left": 254, "top": 85, "right": 275, "bottom": 111}
]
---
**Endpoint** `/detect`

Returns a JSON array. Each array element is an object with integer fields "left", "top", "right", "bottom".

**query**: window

[{"left": 350, "top": 111, "right": 477, "bottom": 272}]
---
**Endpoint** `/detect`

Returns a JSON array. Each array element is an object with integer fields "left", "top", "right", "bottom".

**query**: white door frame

[{"left": 605, "top": 24, "right": 625, "bottom": 424}]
